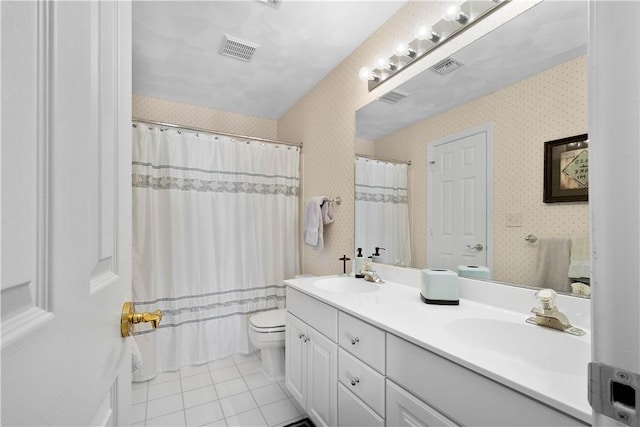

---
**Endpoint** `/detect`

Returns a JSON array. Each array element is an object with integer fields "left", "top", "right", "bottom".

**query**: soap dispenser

[
  {"left": 371, "top": 247, "right": 385, "bottom": 263},
  {"left": 355, "top": 248, "right": 365, "bottom": 278}
]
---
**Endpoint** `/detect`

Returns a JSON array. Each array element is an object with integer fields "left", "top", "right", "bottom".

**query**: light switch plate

[{"left": 506, "top": 213, "right": 523, "bottom": 227}]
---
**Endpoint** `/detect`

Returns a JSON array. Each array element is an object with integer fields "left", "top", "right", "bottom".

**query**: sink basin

[
  {"left": 446, "top": 318, "right": 589, "bottom": 377},
  {"left": 313, "top": 277, "right": 380, "bottom": 294}
]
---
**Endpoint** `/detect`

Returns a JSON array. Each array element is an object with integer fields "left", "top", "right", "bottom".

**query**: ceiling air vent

[
  {"left": 431, "top": 57, "right": 463, "bottom": 75},
  {"left": 220, "top": 35, "right": 260, "bottom": 62},
  {"left": 378, "top": 90, "right": 410, "bottom": 104},
  {"left": 256, "top": 0, "right": 282, "bottom": 8}
]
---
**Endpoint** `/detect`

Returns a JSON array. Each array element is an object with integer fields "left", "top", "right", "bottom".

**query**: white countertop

[{"left": 284, "top": 269, "right": 592, "bottom": 424}]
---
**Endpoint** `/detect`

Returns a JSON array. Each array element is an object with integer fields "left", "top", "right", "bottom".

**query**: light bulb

[
  {"left": 358, "top": 66, "right": 379, "bottom": 82},
  {"left": 442, "top": 3, "right": 468, "bottom": 24},
  {"left": 414, "top": 23, "right": 440, "bottom": 43},
  {"left": 375, "top": 56, "right": 396, "bottom": 71},
  {"left": 376, "top": 56, "right": 389, "bottom": 69},
  {"left": 393, "top": 43, "right": 415, "bottom": 58},
  {"left": 394, "top": 43, "right": 409, "bottom": 57},
  {"left": 442, "top": 4, "right": 461, "bottom": 21},
  {"left": 414, "top": 23, "right": 432, "bottom": 40}
]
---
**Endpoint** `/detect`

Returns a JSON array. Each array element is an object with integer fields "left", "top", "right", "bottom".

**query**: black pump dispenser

[
  {"left": 372, "top": 247, "right": 385, "bottom": 262},
  {"left": 355, "top": 248, "right": 365, "bottom": 278}
]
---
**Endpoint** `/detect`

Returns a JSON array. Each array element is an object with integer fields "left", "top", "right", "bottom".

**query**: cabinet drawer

[
  {"left": 387, "top": 379, "right": 459, "bottom": 427},
  {"left": 338, "top": 348, "right": 385, "bottom": 417},
  {"left": 387, "top": 334, "right": 589, "bottom": 426},
  {"left": 338, "top": 382, "right": 384, "bottom": 427},
  {"left": 286, "top": 287, "right": 337, "bottom": 341},
  {"left": 338, "top": 311, "right": 385, "bottom": 373}
]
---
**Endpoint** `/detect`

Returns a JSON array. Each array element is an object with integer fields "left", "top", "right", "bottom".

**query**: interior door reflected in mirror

[{"left": 354, "top": 1, "right": 590, "bottom": 297}]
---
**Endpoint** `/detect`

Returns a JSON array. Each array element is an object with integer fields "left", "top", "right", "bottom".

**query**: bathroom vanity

[{"left": 284, "top": 265, "right": 591, "bottom": 427}]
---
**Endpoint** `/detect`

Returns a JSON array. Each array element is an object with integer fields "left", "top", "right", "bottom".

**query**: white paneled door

[
  {"left": 1, "top": 2, "right": 132, "bottom": 425},
  {"left": 428, "top": 127, "right": 491, "bottom": 271}
]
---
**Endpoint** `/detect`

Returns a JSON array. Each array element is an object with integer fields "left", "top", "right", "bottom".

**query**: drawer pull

[
  {"left": 351, "top": 336, "right": 360, "bottom": 345},
  {"left": 350, "top": 377, "right": 360, "bottom": 386}
]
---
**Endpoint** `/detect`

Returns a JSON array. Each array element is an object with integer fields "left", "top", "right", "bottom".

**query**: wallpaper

[
  {"left": 374, "top": 56, "right": 589, "bottom": 286},
  {"left": 132, "top": 94, "right": 278, "bottom": 140}
]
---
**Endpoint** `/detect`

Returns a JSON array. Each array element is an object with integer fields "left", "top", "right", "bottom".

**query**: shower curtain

[
  {"left": 355, "top": 157, "right": 411, "bottom": 266},
  {"left": 132, "top": 124, "right": 299, "bottom": 373}
]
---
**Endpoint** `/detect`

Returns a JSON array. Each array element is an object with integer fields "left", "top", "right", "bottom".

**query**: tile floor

[{"left": 132, "top": 353, "right": 306, "bottom": 426}]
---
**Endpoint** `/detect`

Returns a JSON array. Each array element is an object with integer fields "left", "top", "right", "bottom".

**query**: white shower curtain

[
  {"left": 355, "top": 157, "right": 411, "bottom": 266},
  {"left": 132, "top": 124, "right": 299, "bottom": 373}
]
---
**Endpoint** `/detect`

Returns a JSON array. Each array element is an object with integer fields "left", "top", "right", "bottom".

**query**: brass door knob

[{"left": 121, "top": 301, "right": 162, "bottom": 337}]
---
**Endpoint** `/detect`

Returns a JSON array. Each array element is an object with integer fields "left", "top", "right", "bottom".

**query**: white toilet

[{"left": 248, "top": 308, "right": 286, "bottom": 378}]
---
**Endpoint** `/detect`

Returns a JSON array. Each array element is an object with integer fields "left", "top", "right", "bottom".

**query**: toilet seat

[{"left": 249, "top": 309, "right": 286, "bottom": 333}]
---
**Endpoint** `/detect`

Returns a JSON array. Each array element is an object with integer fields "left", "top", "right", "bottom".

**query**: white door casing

[
  {"left": 1, "top": 2, "right": 132, "bottom": 426},
  {"left": 427, "top": 125, "right": 493, "bottom": 272},
  {"left": 589, "top": 2, "right": 640, "bottom": 426}
]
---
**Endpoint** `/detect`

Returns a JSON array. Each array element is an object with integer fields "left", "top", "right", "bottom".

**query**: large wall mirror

[{"left": 355, "top": 1, "right": 590, "bottom": 297}]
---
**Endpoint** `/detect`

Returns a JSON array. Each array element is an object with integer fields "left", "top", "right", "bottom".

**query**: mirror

[{"left": 355, "top": 1, "right": 589, "bottom": 296}]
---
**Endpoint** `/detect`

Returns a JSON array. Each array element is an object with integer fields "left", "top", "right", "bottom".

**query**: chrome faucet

[
  {"left": 525, "top": 289, "right": 585, "bottom": 336},
  {"left": 361, "top": 261, "right": 384, "bottom": 283}
]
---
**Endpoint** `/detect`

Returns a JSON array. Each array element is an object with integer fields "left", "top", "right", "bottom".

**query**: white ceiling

[
  {"left": 356, "top": 1, "right": 589, "bottom": 140},
  {"left": 132, "top": 0, "right": 406, "bottom": 120}
]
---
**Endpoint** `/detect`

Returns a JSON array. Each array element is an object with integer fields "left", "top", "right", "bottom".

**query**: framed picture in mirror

[{"left": 544, "top": 134, "right": 589, "bottom": 203}]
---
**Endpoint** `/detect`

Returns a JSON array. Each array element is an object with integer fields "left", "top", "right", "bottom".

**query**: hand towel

[
  {"left": 304, "top": 197, "right": 328, "bottom": 250},
  {"left": 131, "top": 336, "right": 143, "bottom": 373},
  {"left": 568, "top": 235, "right": 590, "bottom": 279},
  {"left": 533, "top": 237, "right": 572, "bottom": 293},
  {"left": 321, "top": 198, "right": 334, "bottom": 225}
]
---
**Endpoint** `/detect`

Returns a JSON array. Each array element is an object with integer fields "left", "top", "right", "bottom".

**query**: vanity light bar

[{"left": 361, "top": 0, "right": 509, "bottom": 91}]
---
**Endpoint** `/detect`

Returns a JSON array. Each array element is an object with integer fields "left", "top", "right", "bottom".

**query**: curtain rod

[
  {"left": 132, "top": 117, "right": 302, "bottom": 148},
  {"left": 355, "top": 153, "right": 411, "bottom": 166}
]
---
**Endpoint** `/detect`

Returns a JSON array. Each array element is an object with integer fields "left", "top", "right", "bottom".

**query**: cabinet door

[
  {"left": 285, "top": 312, "right": 307, "bottom": 409},
  {"left": 306, "top": 327, "right": 338, "bottom": 427},
  {"left": 338, "top": 383, "right": 384, "bottom": 427},
  {"left": 386, "top": 380, "right": 459, "bottom": 427}
]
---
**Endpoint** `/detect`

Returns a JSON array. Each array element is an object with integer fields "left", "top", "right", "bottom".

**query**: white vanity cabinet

[
  {"left": 386, "top": 334, "right": 590, "bottom": 427},
  {"left": 285, "top": 288, "right": 338, "bottom": 427},
  {"left": 285, "top": 276, "right": 592, "bottom": 427}
]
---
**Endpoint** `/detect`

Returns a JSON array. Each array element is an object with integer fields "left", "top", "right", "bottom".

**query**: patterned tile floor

[{"left": 132, "top": 353, "right": 306, "bottom": 426}]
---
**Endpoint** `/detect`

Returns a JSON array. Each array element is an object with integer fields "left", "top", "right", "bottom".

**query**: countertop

[{"left": 284, "top": 272, "right": 592, "bottom": 424}]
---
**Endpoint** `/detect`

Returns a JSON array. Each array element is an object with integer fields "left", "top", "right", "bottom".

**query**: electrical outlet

[{"left": 506, "top": 213, "right": 523, "bottom": 227}]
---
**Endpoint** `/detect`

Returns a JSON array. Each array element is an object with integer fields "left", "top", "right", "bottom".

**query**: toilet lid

[{"left": 249, "top": 309, "right": 286, "bottom": 329}]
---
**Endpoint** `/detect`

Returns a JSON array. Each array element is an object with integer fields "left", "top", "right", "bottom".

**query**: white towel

[
  {"left": 303, "top": 197, "right": 334, "bottom": 250},
  {"left": 533, "top": 237, "right": 572, "bottom": 293},
  {"left": 131, "top": 336, "right": 143, "bottom": 373},
  {"left": 568, "top": 235, "right": 590, "bottom": 279},
  {"left": 321, "top": 198, "right": 334, "bottom": 225},
  {"left": 304, "top": 197, "right": 327, "bottom": 249}
]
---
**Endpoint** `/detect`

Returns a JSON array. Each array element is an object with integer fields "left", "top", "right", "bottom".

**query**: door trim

[{"left": 426, "top": 124, "right": 494, "bottom": 272}]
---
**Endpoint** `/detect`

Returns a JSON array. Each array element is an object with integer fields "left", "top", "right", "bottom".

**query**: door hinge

[{"left": 589, "top": 362, "right": 640, "bottom": 426}]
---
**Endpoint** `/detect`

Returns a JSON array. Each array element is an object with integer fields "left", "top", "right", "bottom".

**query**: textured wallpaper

[
  {"left": 132, "top": 94, "right": 278, "bottom": 139},
  {"left": 375, "top": 56, "right": 589, "bottom": 286}
]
